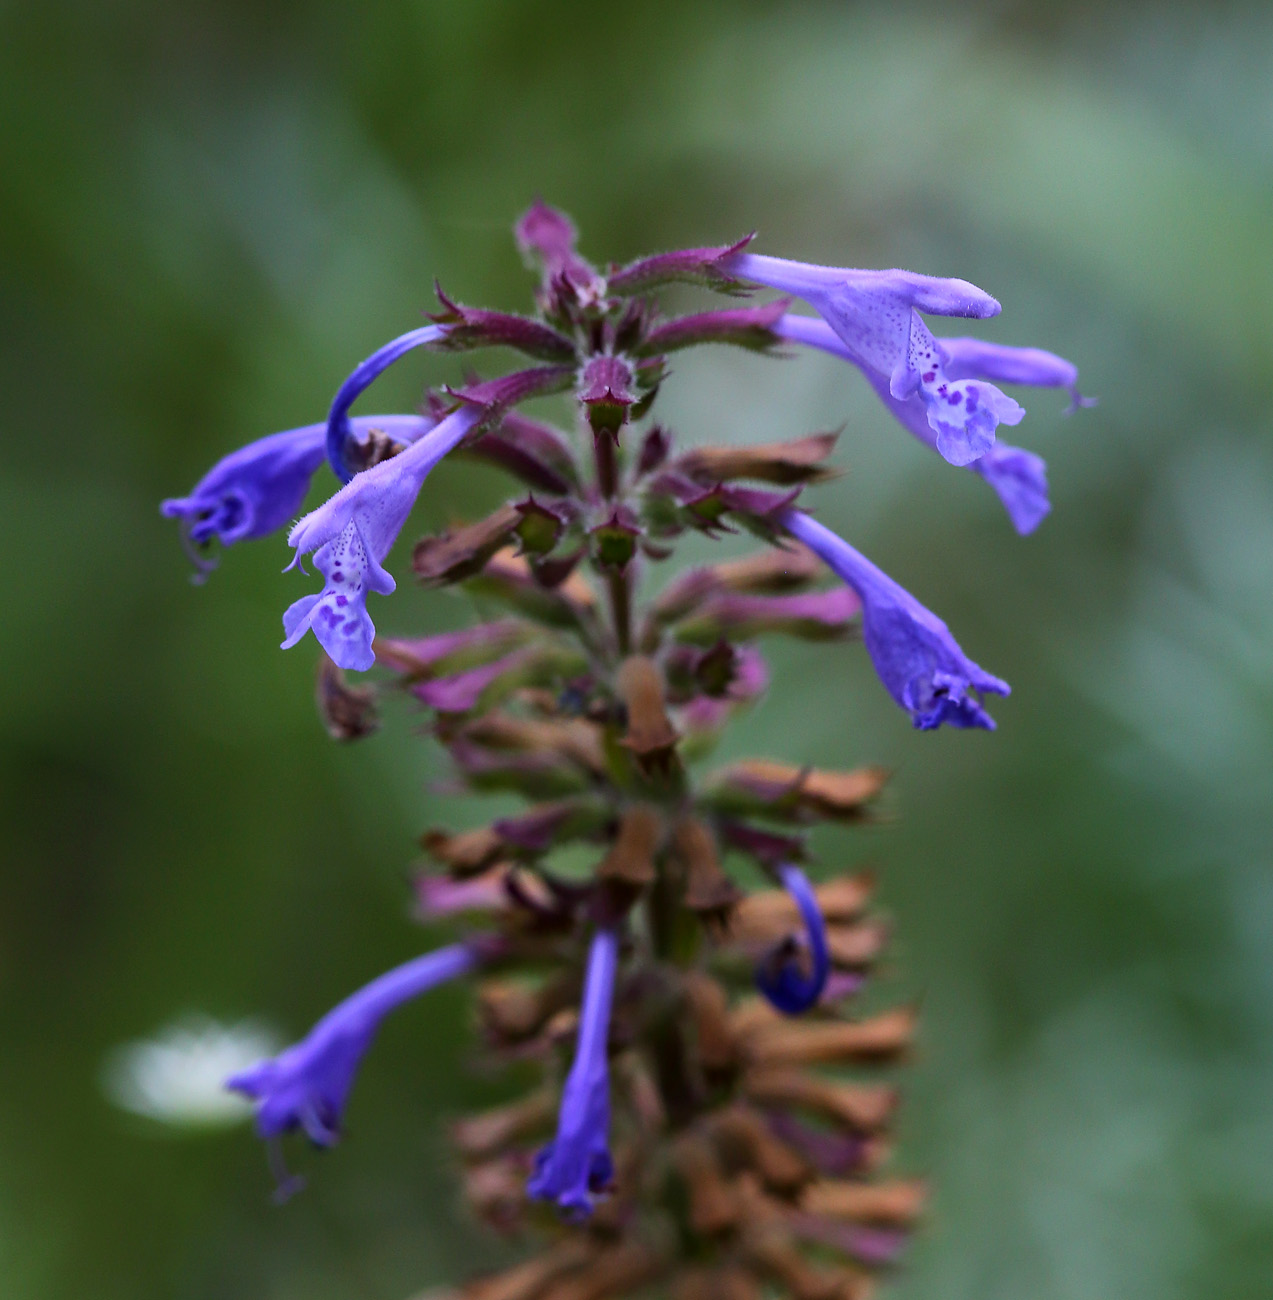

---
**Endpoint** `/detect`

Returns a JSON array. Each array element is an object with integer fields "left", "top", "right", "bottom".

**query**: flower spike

[
  {"left": 282, "top": 404, "right": 483, "bottom": 671},
  {"left": 326, "top": 324, "right": 448, "bottom": 482},
  {"left": 528, "top": 925, "right": 619, "bottom": 1220},
  {"left": 781, "top": 509, "right": 1009, "bottom": 730},
  {"left": 725, "top": 252, "right": 1024, "bottom": 466},
  {"left": 226, "top": 941, "right": 482, "bottom": 1175},
  {"left": 755, "top": 863, "right": 831, "bottom": 1015},
  {"left": 161, "top": 415, "right": 435, "bottom": 575}
]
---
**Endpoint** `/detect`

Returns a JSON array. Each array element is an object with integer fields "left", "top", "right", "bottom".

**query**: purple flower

[
  {"left": 325, "top": 324, "right": 448, "bottom": 482},
  {"left": 527, "top": 926, "right": 618, "bottom": 1219},
  {"left": 774, "top": 314, "right": 1088, "bottom": 534},
  {"left": 226, "top": 941, "right": 478, "bottom": 1150},
  {"left": 281, "top": 404, "right": 483, "bottom": 672},
  {"left": 725, "top": 252, "right": 1024, "bottom": 466},
  {"left": 755, "top": 863, "right": 830, "bottom": 1016},
  {"left": 782, "top": 509, "right": 1009, "bottom": 730},
  {"left": 940, "top": 336, "right": 1094, "bottom": 414},
  {"left": 161, "top": 415, "right": 434, "bottom": 575}
]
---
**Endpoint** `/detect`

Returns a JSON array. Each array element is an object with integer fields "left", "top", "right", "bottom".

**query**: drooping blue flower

[
  {"left": 161, "top": 415, "right": 434, "bottom": 575},
  {"left": 724, "top": 252, "right": 1024, "bottom": 466},
  {"left": 782, "top": 509, "right": 1009, "bottom": 730},
  {"left": 775, "top": 314, "right": 1086, "bottom": 534},
  {"left": 755, "top": 863, "right": 830, "bottom": 1015},
  {"left": 326, "top": 325, "right": 448, "bottom": 482},
  {"left": 527, "top": 925, "right": 618, "bottom": 1220},
  {"left": 226, "top": 941, "right": 479, "bottom": 1151},
  {"left": 281, "top": 404, "right": 483, "bottom": 671}
]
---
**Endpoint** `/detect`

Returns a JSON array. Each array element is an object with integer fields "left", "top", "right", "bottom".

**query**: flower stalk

[{"left": 162, "top": 202, "right": 1086, "bottom": 1297}]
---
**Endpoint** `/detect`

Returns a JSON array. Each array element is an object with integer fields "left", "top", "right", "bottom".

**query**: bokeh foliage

[{"left": 2, "top": 1, "right": 1271, "bottom": 1297}]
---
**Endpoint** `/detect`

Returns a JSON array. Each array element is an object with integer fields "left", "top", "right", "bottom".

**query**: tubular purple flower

[
  {"left": 226, "top": 941, "right": 479, "bottom": 1152},
  {"left": 940, "top": 336, "right": 1095, "bottom": 414},
  {"left": 282, "top": 404, "right": 483, "bottom": 672},
  {"left": 727, "top": 252, "right": 1023, "bottom": 466},
  {"left": 527, "top": 925, "right": 618, "bottom": 1220},
  {"left": 326, "top": 324, "right": 448, "bottom": 482},
  {"left": 755, "top": 863, "right": 830, "bottom": 1016},
  {"left": 161, "top": 415, "right": 435, "bottom": 574},
  {"left": 776, "top": 314, "right": 1061, "bottom": 534},
  {"left": 781, "top": 509, "right": 1009, "bottom": 730}
]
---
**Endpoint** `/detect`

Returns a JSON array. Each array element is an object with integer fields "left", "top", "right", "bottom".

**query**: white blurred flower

[{"left": 102, "top": 1015, "right": 281, "bottom": 1129}]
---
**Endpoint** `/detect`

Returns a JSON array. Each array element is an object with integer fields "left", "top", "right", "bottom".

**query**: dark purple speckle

[{"left": 336, "top": 595, "right": 348, "bottom": 607}]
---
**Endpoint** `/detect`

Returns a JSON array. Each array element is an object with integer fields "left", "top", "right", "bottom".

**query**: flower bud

[
  {"left": 579, "top": 356, "right": 635, "bottom": 443},
  {"left": 742, "top": 1069, "right": 898, "bottom": 1133},
  {"left": 616, "top": 656, "right": 679, "bottom": 767},
  {"left": 597, "top": 804, "right": 663, "bottom": 889},
  {"left": 413, "top": 505, "right": 522, "bottom": 585},
  {"left": 675, "top": 431, "right": 839, "bottom": 486}
]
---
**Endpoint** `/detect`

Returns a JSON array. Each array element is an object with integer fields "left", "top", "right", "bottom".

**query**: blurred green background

[{"left": 2, "top": 1, "right": 1271, "bottom": 1296}]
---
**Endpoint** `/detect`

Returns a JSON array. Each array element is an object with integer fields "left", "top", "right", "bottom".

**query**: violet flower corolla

[
  {"left": 281, "top": 403, "right": 483, "bottom": 672},
  {"left": 723, "top": 251, "right": 1024, "bottom": 467},
  {"left": 325, "top": 324, "right": 448, "bottom": 482},
  {"left": 527, "top": 925, "right": 618, "bottom": 1220},
  {"left": 782, "top": 509, "right": 1009, "bottom": 730},
  {"left": 774, "top": 314, "right": 1090, "bottom": 535},
  {"left": 162, "top": 415, "right": 434, "bottom": 576},
  {"left": 755, "top": 863, "right": 830, "bottom": 1015},
  {"left": 226, "top": 941, "right": 480, "bottom": 1190}
]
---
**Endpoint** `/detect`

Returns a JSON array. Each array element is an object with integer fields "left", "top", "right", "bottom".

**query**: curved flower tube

[
  {"left": 781, "top": 509, "right": 1009, "bottom": 730},
  {"left": 724, "top": 251, "right": 1023, "bottom": 466},
  {"left": 527, "top": 925, "right": 618, "bottom": 1220},
  {"left": 326, "top": 324, "right": 448, "bottom": 482},
  {"left": 161, "top": 415, "right": 435, "bottom": 575},
  {"left": 281, "top": 404, "right": 483, "bottom": 671},
  {"left": 226, "top": 941, "right": 481, "bottom": 1167},
  {"left": 775, "top": 314, "right": 1079, "bottom": 534},
  {"left": 755, "top": 863, "right": 830, "bottom": 1015}
]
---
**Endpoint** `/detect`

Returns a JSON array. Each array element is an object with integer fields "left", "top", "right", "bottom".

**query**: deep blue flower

[
  {"left": 725, "top": 252, "right": 1024, "bottom": 466},
  {"left": 281, "top": 404, "right": 483, "bottom": 671},
  {"left": 226, "top": 941, "right": 479, "bottom": 1152},
  {"left": 775, "top": 314, "right": 1085, "bottom": 534},
  {"left": 755, "top": 863, "right": 830, "bottom": 1015},
  {"left": 325, "top": 325, "right": 448, "bottom": 482},
  {"left": 161, "top": 415, "right": 433, "bottom": 576},
  {"left": 782, "top": 509, "right": 1009, "bottom": 730},
  {"left": 527, "top": 926, "right": 618, "bottom": 1220}
]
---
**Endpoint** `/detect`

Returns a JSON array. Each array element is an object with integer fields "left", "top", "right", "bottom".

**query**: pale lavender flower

[
  {"left": 226, "top": 941, "right": 480, "bottom": 1176},
  {"left": 528, "top": 925, "right": 618, "bottom": 1220},
  {"left": 281, "top": 405, "right": 483, "bottom": 672},
  {"left": 725, "top": 252, "right": 1023, "bottom": 466},
  {"left": 775, "top": 314, "right": 1078, "bottom": 534},
  {"left": 162, "top": 415, "right": 433, "bottom": 575},
  {"left": 755, "top": 863, "right": 830, "bottom": 1015},
  {"left": 782, "top": 509, "right": 1009, "bottom": 730}
]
